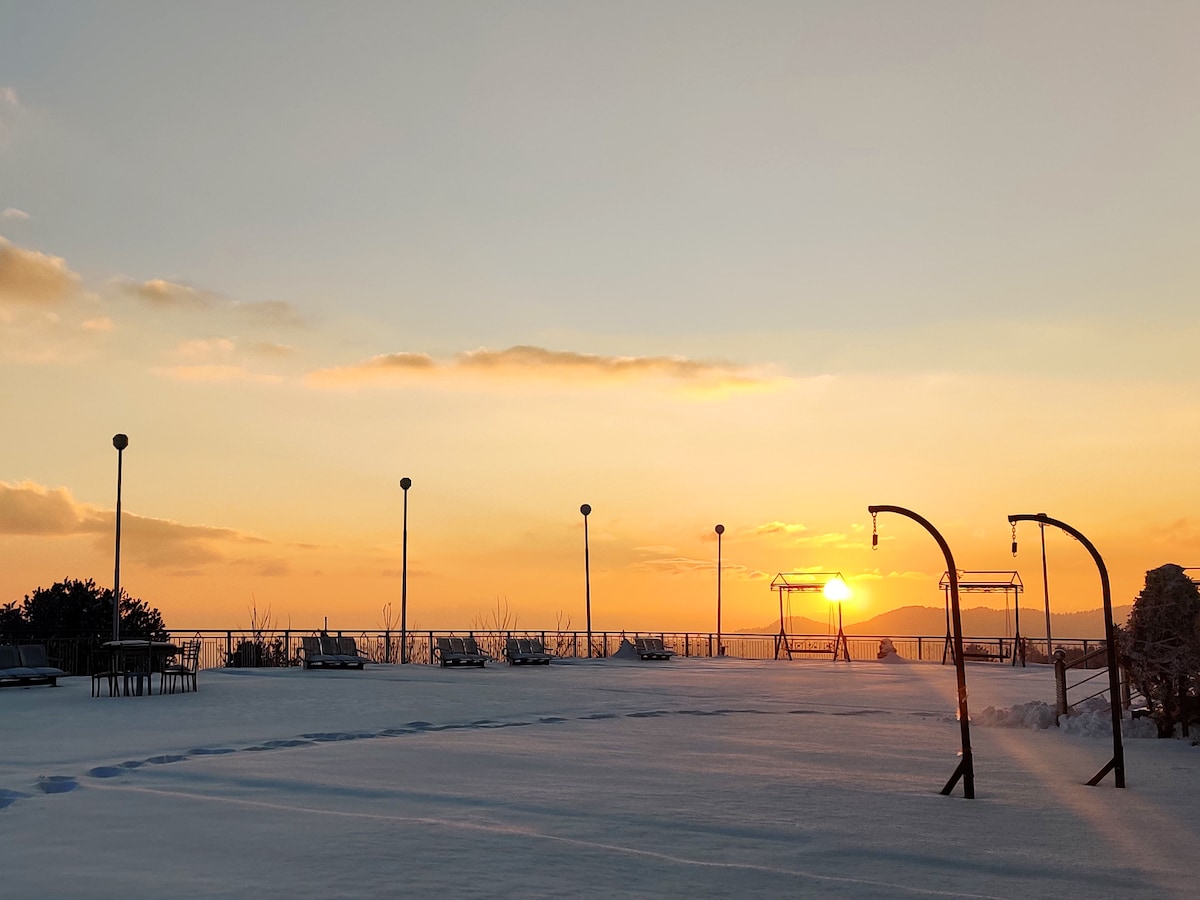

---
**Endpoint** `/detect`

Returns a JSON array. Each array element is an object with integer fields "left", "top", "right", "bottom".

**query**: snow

[{"left": 3, "top": 657, "right": 1197, "bottom": 898}]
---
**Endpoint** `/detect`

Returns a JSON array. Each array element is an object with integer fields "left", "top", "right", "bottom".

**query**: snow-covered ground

[{"left": 3, "top": 655, "right": 1196, "bottom": 898}]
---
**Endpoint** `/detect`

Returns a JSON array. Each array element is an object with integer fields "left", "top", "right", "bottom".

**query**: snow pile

[
  {"left": 976, "top": 697, "right": 1161, "bottom": 738},
  {"left": 976, "top": 700, "right": 1058, "bottom": 730}
]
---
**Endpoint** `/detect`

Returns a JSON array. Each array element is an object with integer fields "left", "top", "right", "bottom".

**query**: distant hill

[{"left": 739, "top": 604, "right": 1133, "bottom": 640}]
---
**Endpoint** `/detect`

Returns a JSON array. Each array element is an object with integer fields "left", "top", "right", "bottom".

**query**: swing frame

[{"left": 937, "top": 570, "right": 1025, "bottom": 666}]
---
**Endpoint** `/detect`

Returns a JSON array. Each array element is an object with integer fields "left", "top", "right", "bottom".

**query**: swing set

[
  {"left": 937, "top": 570, "right": 1025, "bottom": 666},
  {"left": 769, "top": 572, "right": 851, "bottom": 661}
]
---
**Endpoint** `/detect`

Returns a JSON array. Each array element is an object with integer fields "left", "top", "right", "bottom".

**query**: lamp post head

[
  {"left": 580, "top": 503, "right": 591, "bottom": 517},
  {"left": 112, "top": 433, "right": 129, "bottom": 451},
  {"left": 714, "top": 524, "right": 724, "bottom": 535},
  {"left": 400, "top": 477, "right": 412, "bottom": 491}
]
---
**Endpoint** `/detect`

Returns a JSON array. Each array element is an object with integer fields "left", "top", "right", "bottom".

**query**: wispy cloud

[
  {"left": 2, "top": 207, "right": 29, "bottom": 220},
  {"left": 0, "top": 238, "right": 81, "bottom": 306},
  {"left": 633, "top": 555, "right": 758, "bottom": 578},
  {"left": 115, "top": 277, "right": 304, "bottom": 325},
  {"left": 307, "top": 345, "right": 766, "bottom": 391}
]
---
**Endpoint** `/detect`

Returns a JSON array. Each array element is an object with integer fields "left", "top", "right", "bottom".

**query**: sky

[
  {"left": 3, "top": 658, "right": 1196, "bottom": 898},
  {"left": 3, "top": 2, "right": 1200, "bottom": 632}
]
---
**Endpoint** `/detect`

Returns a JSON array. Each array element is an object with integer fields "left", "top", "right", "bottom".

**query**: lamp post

[
  {"left": 399, "top": 477, "right": 412, "bottom": 664},
  {"left": 111, "top": 433, "right": 129, "bottom": 643},
  {"left": 715, "top": 524, "right": 724, "bottom": 656},
  {"left": 581, "top": 504, "right": 592, "bottom": 658},
  {"left": 869, "top": 504, "right": 975, "bottom": 799},
  {"left": 1009, "top": 512, "right": 1124, "bottom": 788}
]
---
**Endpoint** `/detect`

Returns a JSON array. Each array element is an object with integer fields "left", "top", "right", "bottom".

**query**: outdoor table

[{"left": 99, "top": 640, "right": 180, "bottom": 696}]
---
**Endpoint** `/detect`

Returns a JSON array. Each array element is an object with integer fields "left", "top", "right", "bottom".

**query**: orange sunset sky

[{"left": 3, "top": 3, "right": 1200, "bottom": 633}]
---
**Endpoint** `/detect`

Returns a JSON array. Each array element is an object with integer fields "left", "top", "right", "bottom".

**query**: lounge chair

[{"left": 633, "top": 637, "right": 676, "bottom": 660}]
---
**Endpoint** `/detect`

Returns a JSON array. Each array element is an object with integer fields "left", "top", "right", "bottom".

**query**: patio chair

[
  {"left": 633, "top": 637, "right": 676, "bottom": 660},
  {"left": 161, "top": 640, "right": 201, "bottom": 694}
]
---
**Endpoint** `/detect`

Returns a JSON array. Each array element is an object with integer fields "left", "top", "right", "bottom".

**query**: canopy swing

[
  {"left": 937, "top": 570, "right": 1024, "bottom": 666},
  {"left": 769, "top": 572, "right": 851, "bottom": 661}
]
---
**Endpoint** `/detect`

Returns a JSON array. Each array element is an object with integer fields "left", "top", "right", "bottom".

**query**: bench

[
  {"left": 504, "top": 637, "right": 554, "bottom": 665},
  {"left": 435, "top": 636, "right": 489, "bottom": 667},
  {"left": 300, "top": 635, "right": 366, "bottom": 670},
  {"left": 787, "top": 640, "right": 837, "bottom": 657},
  {"left": 0, "top": 644, "right": 66, "bottom": 688},
  {"left": 633, "top": 637, "right": 675, "bottom": 660},
  {"left": 960, "top": 646, "right": 1009, "bottom": 662}
]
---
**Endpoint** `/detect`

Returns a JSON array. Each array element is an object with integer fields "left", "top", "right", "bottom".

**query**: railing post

[{"left": 1053, "top": 648, "right": 1069, "bottom": 722}]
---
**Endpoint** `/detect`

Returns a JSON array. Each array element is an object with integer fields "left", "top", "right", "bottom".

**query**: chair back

[
  {"left": 18, "top": 645, "right": 51, "bottom": 667},
  {"left": 529, "top": 638, "right": 546, "bottom": 654},
  {"left": 338, "top": 636, "right": 360, "bottom": 657},
  {"left": 319, "top": 635, "right": 341, "bottom": 656},
  {"left": 463, "top": 636, "right": 481, "bottom": 655},
  {"left": 180, "top": 640, "right": 201, "bottom": 672},
  {"left": 301, "top": 636, "right": 322, "bottom": 657},
  {"left": 0, "top": 645, "right": 21, "bottom": 668},
  {"left": 436, "top": 636, "right": 453, "bottom": 655},
  {"left": 448, "top": 637, "right": 467, "bottom": 655},
  {"left": 505, "top": 637, "right": 520, "bottom": 657}
]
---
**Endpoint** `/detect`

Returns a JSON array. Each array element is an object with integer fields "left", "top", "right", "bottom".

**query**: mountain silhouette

[{"left": 739, "top": 604, "right": 1132, "bottom": 640}]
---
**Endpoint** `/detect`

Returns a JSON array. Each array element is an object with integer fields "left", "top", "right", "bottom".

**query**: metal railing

[{"left": 14, "top": 631, "right": 1113, "bottom": 676}]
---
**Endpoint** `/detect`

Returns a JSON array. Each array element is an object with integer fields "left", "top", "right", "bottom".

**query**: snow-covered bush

[{"left": 1117, "top": 563, "right": 1200, "bottom": 738}]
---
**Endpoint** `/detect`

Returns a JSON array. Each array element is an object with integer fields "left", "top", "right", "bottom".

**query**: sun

[{"left": 823, "top": 577, "right": 851, "bottom": 602}]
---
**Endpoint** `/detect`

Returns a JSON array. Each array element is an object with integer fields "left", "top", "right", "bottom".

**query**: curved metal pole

[
  {"left": 400, "top": 477, "right": 411, "bottom": 664},
  {"left": 112, "top": 434, "right": 128, "bottom": 643},
  {"left": 715, "top": 524, "right": 724, "bottom": 656},
  {"left": 1008, "top": 513, "right": 1125, "bottom": 788},
  {"left": 581, "top": 504, "right": 592, "bottom": 658},
  {"left": 869, "top": 505, "right": 974, "bottom": 799}
]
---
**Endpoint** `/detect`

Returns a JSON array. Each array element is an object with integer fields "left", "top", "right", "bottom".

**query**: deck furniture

[
  {"left": 161, "top": 639, "right": 201, "bottom": 693},
  {"left": 1, "top": 644, "right": 65, "bottom": 688},
  {"left": 633, "top": 637, "right": 676, "bottom": 660},
  {"left": 434, "top": 636, "right": 488, "bottom": 667},
  {"left": 503, "top": 637, "right": 554, "bottom": 665},
  {"left": 300, "top": 635, "right": 366, "bottom": 669}
]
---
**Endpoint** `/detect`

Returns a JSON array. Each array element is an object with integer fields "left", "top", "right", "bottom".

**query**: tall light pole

[
  {"left": 581, "top": 503, "right": 592, "bottom": 658},
  {"left": 111, "top": 433, "right": 129, "bottom": 643},
  {"left": 869, "top": 504, "right": 975, "bottom": 799},
  {"left": 715, "top": 524, "right": 724, "bottom": 656},
  {"left": 399, "top": 477, "right": 412, "bottom": 664},
  {"left": 1009, "top": 512, "right": 1124, "bottom": 788}
]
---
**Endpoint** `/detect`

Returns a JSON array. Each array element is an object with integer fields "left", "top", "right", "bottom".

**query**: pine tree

[{"left": 1117, "top": 564, "right": 1200, "bottom": 737}]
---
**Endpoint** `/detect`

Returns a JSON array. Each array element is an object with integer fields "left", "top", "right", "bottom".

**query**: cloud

[
  {"left": 752, "top": 521, "right": 809, "bottom": 537},
  {"left": 2, "top": 208, "right": 29, "bottom": 220},
  {"left": 307, "top": 345, "right": 765, "bottom": 391},
  {"left": 0, "top": 238, "right": 81, "bottom": 306},
  {"left": 0, "top": 480, "right": 274, "bottom": 571},
  {"left": 115, "top": 277, "right": 304, "bottom": 325},
  {"left": 633, "top": 555, "right": 757, "bottom": 578},
  {"left": 0, "top": 481, "right": 107, "bottom": 535}
]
